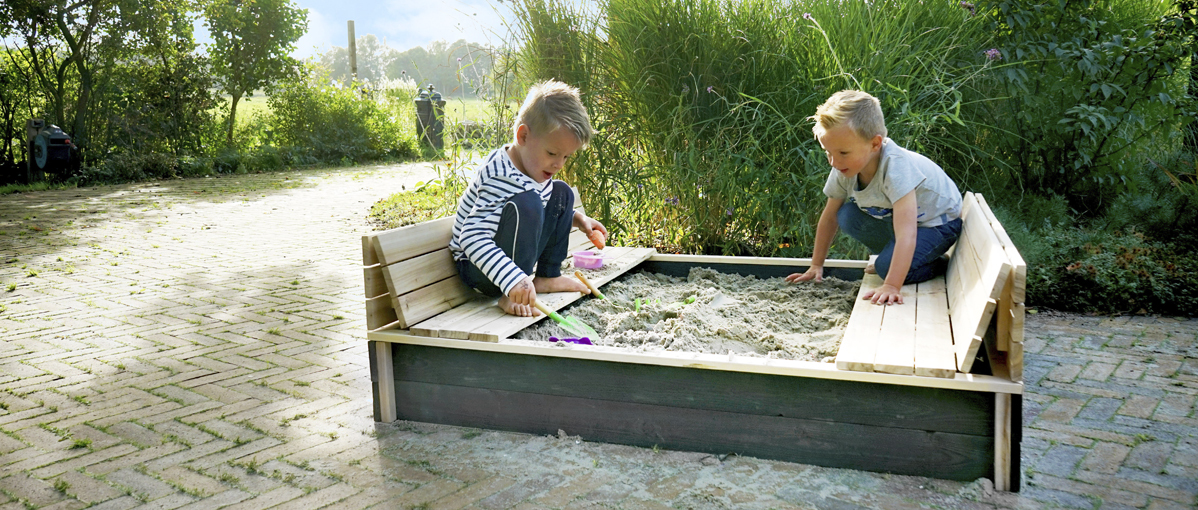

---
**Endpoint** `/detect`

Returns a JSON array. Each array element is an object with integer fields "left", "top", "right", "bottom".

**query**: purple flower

[
  {"left": 985, "top": 48, "right": 1002, "bottom": 61},
  {"left": 457, "top": 57, "right": 462, "bottom": 62},
  {"left": 665, "top": 197, "right": 680, "bottom": 206},
  {"left": 802, "top": 12, "right": 812, "bottom": 20},
  {"left": 725, "top": 208, "right": 734, "bottom": 216},
  {"left": 959, "top": 1, "right": 975, "bottom": 15},
  {"left": 706, "top": 86, "right": 714, "bottom": 94}
]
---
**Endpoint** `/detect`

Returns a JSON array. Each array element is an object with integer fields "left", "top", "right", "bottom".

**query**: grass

[{"left": 368, "top": 180, "right": 458, "bottom": 230}]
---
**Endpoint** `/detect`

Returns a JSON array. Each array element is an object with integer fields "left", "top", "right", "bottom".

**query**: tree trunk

[
  {"left": 227, "top": 92, "right": 242, "bottom": 146},
  {"left": 56, "top": 2, "right": 100, "bottom": 152}
]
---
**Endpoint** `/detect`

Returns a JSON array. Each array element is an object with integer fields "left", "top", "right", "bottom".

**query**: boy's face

[
  {"left": 817, "top": 124, "right": 883, "bottom": 181},
  {"left": 512, "top": 125, "right": 583, "bottom": 183}
]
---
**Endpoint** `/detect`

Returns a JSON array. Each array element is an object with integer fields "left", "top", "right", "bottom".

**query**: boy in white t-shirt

[{"left": 786, "top": 90, "right": 963, "bottom": 306}]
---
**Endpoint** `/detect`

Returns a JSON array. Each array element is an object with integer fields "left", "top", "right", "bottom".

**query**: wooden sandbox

[{"left": 362, "top": 192, "right": 1026, "bottom": 491}]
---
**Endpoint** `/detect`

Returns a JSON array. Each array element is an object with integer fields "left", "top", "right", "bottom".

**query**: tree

[{"left": 204, "top": 0, "right": 307, "bottom": 145}]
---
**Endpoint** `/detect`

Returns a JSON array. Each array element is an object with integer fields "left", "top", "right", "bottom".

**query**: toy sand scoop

[{"left": 533, "top": 299, "right": 599, "bottom": 339}]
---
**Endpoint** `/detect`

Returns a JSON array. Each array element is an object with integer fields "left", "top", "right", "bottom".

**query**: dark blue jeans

[
  {"left": 837, "top": 202, "right": 962, "bottom": 285},
  {"left": 457, "top": 180, "right": 574, "bottom": 297}
]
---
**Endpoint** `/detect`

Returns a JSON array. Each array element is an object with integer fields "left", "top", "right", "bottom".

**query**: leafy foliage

[
  {"left": 266, "top": 65, "right": 420, "bottom": 164},
  {"left": 981, "top": 0, "right": 1197, "bottom": 214},
  {"left": 204, "top": 0, "right": 307, "bottom": 144}
]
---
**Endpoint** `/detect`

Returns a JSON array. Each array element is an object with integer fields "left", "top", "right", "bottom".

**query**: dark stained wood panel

[
  {"left": 394, "top": 380, "right": 993, "bottom": 481},
  {"left": 392, "top": 344, "right": 994, "bottom": 436}
]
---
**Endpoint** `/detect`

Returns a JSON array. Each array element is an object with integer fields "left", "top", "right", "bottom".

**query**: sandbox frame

[{"left": 366, "top": 254, "right": 1022, "bottom": 490}]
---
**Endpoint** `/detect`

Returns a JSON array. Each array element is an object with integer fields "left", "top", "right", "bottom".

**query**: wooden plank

[
  {"left": 650, "top": 253, "right": 869, "bottom": 268},
  {"left": 873, "top": 282, "right": 917, "bottom": 376},
  {"left": 375, "top": 342, "right": 396, "bottom": 422},
  {"left": 394, "top": 277, "right": 475, "bottom": 329},
  {"left": 914, "top": 278, "right": 957, "bottom": 378},
  {"left": 466, "top": 247, "right": 656, "bottom": 342},
  {"left": 974, "top": 194, "right": 1027, "bottom": 303},
  {"left": 950, "top": 193, "right": 1013, "bottom": 373},
  {"left": 409, "top": 296, "right": 494, "bottom": 338},
  {"left": 372, "top": 215, "right": 455, "bottom": 266},
  {"left": 392, "top": 343, "right": 997, "bottom": 435},
  {"left": 994, "top": 392, "right": 1012, "bottom": 491},
  {"left": 420, "top": 245, "right": 636, "bottom": 340},
  {"left": 364, "top": 265, "right": 388, "bottom": 299},
  {"left": 366, "top": 294, "right": 399, "bottom": 332},
  {"left": 382, "top": 248, "right": 458, "bottom": 298},
  {"left": 394, "top": 380, "right": 994, "bottom": 481},
  {"left": 957, "top": 298, "right": 997, "bottom": 373},
  {"left": 973, "top": 194, "right": 1027, "bottom": 360},
  {"left": 1009, "top": 304, "right": 1025, "bottom": 383},
  {"left": 836, "top": 273, "right": 887, "bottom": 373},
  {"left": 363, "top": 235, "right": 380, "bottom": 266},
  {"left": 372, "top": 329, "right": 1024, "bottom": 394}
]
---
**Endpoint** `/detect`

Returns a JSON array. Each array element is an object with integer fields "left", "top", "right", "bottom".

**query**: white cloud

[{"left": 294, "top": 7, "right": 336, "bottom": 60}]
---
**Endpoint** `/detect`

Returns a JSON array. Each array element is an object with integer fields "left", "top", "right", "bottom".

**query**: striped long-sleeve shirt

[{"left": 449, "top": 147, "right": 554, "bottom": 296}]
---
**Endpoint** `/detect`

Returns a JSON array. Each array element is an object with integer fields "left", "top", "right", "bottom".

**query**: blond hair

[
  {"left": 810, "top": 90, "right": 887, "bottom": 140},
  {"left": 512, "top": 80, "right": 594, "bottom": 145}
]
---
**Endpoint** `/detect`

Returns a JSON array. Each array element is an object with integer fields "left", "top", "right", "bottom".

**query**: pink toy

[{"left": 573, "top": 250, "right": 604, "bottom": 269}]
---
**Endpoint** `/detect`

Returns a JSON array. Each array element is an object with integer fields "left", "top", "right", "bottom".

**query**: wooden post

[
  {"left": 994, "top": 392, "right": 1012, "bottom": 491},
  {"left": 375, "top": 342, "right": 396, "bottom": 422},
  {"left": 347, "top": 20, "right": 357, "bottom": 80}
]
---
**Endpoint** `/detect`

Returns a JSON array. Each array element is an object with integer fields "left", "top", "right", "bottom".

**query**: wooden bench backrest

[
  {"left": 363, "top": 216, "right": 472, "bottom": 331},
  {"left": 945, "top": 192, "right": 1026, "bottom": 379},
  {"left": 362, "top": 187, "right": 587, "bottom": 332}
]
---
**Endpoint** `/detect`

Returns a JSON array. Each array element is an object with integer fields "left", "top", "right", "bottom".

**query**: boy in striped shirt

[{"left": 449, "top": 80, "right": 608, "bottom": 317}]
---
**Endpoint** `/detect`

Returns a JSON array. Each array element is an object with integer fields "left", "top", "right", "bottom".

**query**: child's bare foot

[
  {"left": 498, "top": 296, "right": 539, "bottom": 317},
  {"left": 533, "top": 275, "right": 590, "bottom": 294}
]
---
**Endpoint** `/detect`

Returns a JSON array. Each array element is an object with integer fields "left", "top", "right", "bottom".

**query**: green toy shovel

[{"left": 533, "top": 299, "right": 599, "bottom": 339}]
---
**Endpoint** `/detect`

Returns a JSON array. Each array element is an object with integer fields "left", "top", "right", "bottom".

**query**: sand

[{"left": 512, "top": 267, "right": 860, "bottom": 362}]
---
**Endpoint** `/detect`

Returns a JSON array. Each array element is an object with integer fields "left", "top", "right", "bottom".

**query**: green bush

[
  {"left": 266, "top": 65, "right": 420, "bottom": 164},
  {"left": 980, "top": 0, "right": 1196, "bottom": 214},
  {"left": 1015, "top": 225, "right": 1198, "bottom": 314}
]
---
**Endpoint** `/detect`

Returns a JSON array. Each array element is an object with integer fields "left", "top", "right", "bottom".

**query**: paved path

[{"left": 0, "top": 164, "right": 1196, "bottom": 510}]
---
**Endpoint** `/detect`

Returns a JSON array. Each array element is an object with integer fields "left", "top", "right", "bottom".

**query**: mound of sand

[{"left": 512, "top": 267, "right": 859, "bottom": 361}]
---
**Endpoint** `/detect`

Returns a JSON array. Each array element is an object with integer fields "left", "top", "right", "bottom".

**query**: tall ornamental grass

[{"left": 510, "top": 0, "right": 996, "bottom": 256}]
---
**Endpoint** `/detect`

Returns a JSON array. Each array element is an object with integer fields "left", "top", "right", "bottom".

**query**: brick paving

[{"left": 1, "top": 163, "right": 1196, "bottom": 510}]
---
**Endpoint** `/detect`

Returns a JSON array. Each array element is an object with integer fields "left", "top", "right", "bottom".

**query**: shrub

[
  {"left": 979, "top": 0, "right": 1197, "bottom": 215},
  {"left": 76, "top": 152, "right": 179, "bottom": 184},
  {"left": 266, "top": 65, "right": 420, "bottom": 164},
  {"left": 1016, "top": 225, "right": 1198, "bottom": 314}
]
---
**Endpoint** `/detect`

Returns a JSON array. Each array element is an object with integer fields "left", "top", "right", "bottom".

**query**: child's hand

[
  {"left": 508, "top": 276, "right": 538, "bottom": 307},
  {"left": 863, "top": 283, "right": 904, "bottom": 305},
  {"left": 786, "top": 266, "right": 823, "bottom": 283},
  {"left": 574, "top": 213, "right": 608, "bottom": 245}
]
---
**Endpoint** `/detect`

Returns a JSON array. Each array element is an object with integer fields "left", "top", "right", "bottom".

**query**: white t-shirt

[{"left": 823, "top": 138, "right": 962, "bottom": 227}]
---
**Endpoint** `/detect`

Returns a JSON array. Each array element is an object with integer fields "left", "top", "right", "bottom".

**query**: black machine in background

[{"left": 25, "top": 119, "right": 77, "bottom": 182}]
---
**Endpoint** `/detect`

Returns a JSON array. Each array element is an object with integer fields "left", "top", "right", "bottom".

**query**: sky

[{"left": 194, "top": 0, "right": 515, "bottom": 59}]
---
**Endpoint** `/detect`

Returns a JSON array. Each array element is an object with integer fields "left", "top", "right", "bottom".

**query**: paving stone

[
  {"left": 1077, "top": 397, "right": 1123, "bottom": 421},
  {"left": 1118, "top": 394, "right": 1161, "bottom": 419},
  {"left": 1079, "top": 442, "right": 1132, "bottom": 475},
  {"left": 1124, "top": 441, "right": 1174, "bottom": 472}
]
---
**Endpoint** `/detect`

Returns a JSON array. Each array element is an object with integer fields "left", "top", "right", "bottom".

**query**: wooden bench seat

[
  {"left": 362, "top": 191, "right": 655, "bottom": 342},
  {"left": 836, "top": 192, "right": 1026, "bottom": 381}
]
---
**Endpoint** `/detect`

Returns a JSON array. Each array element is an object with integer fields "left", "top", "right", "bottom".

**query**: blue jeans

[
  {"left": 457, "top": 181, "right": 574, "bottom": 297},
  {"left": 837, "top": 202, "right": 962, "bottom": 285}
]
